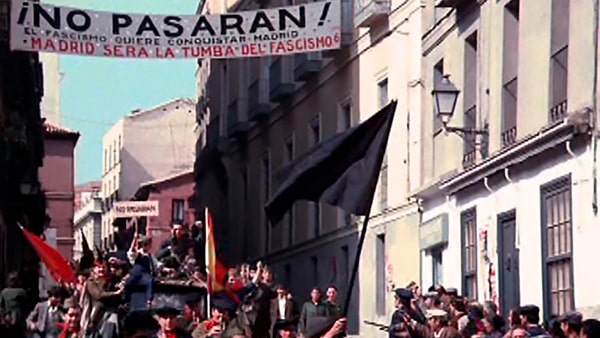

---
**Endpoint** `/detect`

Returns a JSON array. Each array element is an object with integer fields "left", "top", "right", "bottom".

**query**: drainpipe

[
  {"left": 591, "top": 0, "right": 599, "bottom": 215},
  {"left": 416, "top": 198, "right": 424, "bottom": 289}
]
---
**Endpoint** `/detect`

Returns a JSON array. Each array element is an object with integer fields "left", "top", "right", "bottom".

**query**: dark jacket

[{"left": 298, "top": 301, "right": 330, "bottom": 335}]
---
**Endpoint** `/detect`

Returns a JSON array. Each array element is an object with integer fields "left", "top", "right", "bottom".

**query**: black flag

[
  {"left": 265, "top": 101, "right": 397, "bottom": 224},
  {"left": 79, "top": 229, "right": 95, "bottom": 271}
]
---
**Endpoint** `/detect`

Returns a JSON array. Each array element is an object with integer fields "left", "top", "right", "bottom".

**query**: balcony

[
  {"left": 501, "top": 125, "right": 517, "bottom": 148},
  {"left": 549, "top": 99, "right": 567, "bottom": 124},
  {"left": 247, "top": 78, "right": 271, "bottom": 121},
  {"left": 294, "top": 52, "right": 322, "bottom": 81},
  {"left": 227, "top": 99, "right": 249, "bottom": 137},
  {"left": 269, "top": 58, "right": 295, "bottom": 102},
  {"left": 206, "top": 118, "right": 220, "bottom": 148},
  {"left": 354, "top": 0, "right": 390, "bottom": 28},
  {"left": 436, "top": 0, "right": 475, "bottom": 8}
]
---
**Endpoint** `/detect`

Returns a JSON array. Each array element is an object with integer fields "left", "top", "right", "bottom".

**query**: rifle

[{"left": 363, "top": 320, "right": 391, "bottom": 332}]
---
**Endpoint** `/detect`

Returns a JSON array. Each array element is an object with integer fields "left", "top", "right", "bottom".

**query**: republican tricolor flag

[{"left": 205, "top": 208, "right": 227, "bottom": 294}]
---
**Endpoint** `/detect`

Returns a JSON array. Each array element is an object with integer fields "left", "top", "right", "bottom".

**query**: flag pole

[
  {"left": 342, "top": 202, "right": 374, "bottom": 317},
  {"left": 342, "top": 107, "right": 393, "bottom": 317},
  {"left": 204, "top": 207, "right": 211, "bottom": 318}
]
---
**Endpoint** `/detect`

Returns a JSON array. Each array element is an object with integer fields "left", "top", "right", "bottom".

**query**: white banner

[
  {"left": 10, "top": 0, "right": 341, "bottom": 58},
  {"left": 113, "top": 201, "right": 159, "bottom": 218}
]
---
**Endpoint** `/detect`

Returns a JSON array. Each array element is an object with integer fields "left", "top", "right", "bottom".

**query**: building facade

[
  {"left": 75, "top": 181, "right": 102, "bottom": 211},
  {"left": 39, "top": 53, "right": 62, "bottom": 126},
  {"left": 134, "top": 170, "right": 196, "bottom": 252},
  {"left": 413, "top": 0, "right": 599, "bottom": 320},
  {"left": 195, "top": 0, "right": 425, "bottom": 335},
  {"left": 73, "top": 187, "right": 102, "bottom": 260},
  {"left": 39, "top": 122, "right": 80, "bottom": 260},
  {"left": 101, "top": 98, "right": 196, "bottom": 248},
  {"left": 0, "top": 0, "right": 47, "bottom": 290}
]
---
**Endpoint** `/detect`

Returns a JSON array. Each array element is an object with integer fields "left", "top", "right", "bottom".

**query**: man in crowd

[
  {"left": 519, "top": 305, "right": 550, "bottom": 338},
  {"left": 123, "top": 310, "right": 160, "bottom": 338},
  {"left": 324, "top": 286, "right": 341, "bottom": 318},
  {"left": 125, "top": 235, "right": 162, "bottom": 309},
  {"left": 271, "top": 285, "right": 299, "bottom": 337},
  {"left": 192, "top": 298, "right": 235, "bottom": 338},
  {"left": 558, "top": 312, "right": 583, "bottom": 338},
  {"left": 298, "top": 287, "right": 330, "bottom": 337},
  {"left": 26, "top": 286, "right": 63, "bottom": 338},
  {"left": 408, "top": 308, "right": 462, "bottom": 338},
  {"left": 58, "top": 302, "right": 82, "bottom": 338},
  {"left": 155, "top": 306, "right": 193, "bottom": 338}
]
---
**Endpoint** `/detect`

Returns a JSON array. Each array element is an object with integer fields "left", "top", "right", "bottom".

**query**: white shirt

[{"left": 278, "top": 297, "right": 287, "bottom": 320}]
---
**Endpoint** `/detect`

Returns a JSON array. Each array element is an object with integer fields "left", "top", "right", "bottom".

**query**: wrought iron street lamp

[
  {"left": 432, "top": 75, "right": 460, "bottom": 125},
  {"left": 431, "top": 74, "right": 489, "bottom": 139}
]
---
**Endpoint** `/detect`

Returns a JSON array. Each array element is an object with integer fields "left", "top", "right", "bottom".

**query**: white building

[
  {"left": 73, "top": 189, "right": 102, "bottom": 260},
  {"left": 101, "top": 98, "right": 196, "bottom": 247},
  {"left": 39, "top": 53, "right": 62, "bottom": 126},
  {"left": 413, "top": 0, "right": 599, "bottom": 320}
]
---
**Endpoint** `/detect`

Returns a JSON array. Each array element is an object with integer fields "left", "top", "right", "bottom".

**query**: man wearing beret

[
  {"left": 192, "top": 298, "right": 236, "bottom": 338},
  {"left": 154, "top": 307, "right": 192, "bottom": 338},
  {"left": 123, "top": 310, "right": 160, "bottom": 338}
]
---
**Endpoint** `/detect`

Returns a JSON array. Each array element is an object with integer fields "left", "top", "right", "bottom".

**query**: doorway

[{"left": 497, "top": 210, "right": 520, "bottom": 319}]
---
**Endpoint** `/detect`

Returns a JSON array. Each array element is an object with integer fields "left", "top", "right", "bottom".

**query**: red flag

[
  {"left": 20, "top": 225, "right": 76, "bottom": 283},
  {"left": 205, "top": 209, "right": 228, "bottom": 294}
]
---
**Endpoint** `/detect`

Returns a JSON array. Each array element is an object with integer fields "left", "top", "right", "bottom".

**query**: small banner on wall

[{"left": 10, "top": 0, "right": 341, "bottom": 58}]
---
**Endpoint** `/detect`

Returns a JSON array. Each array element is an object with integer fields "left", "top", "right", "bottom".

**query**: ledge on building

[
  {"left": 412, "top": 109, "right": 593, "bottom": 199},
  {"left": 43, "top": 122, "right": 80, "bottom": 142}
]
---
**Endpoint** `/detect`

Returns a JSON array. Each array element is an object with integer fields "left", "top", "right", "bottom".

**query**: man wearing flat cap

[
  {"left": 518, "top": 305, "right": 550, "bottom": 338},
  {"left": 558, "top": 311, "right": 583, "bottom": 338},
  {"left": 154, "top": 306, "right": 192, "bottom": 338},
  {"left": 406, "top": 308, "right": 461, "bottom": 338}
]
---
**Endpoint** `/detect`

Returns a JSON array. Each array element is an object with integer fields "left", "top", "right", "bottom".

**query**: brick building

[{"left": 39, "top": 122, "right": 79, "bottom": 260}]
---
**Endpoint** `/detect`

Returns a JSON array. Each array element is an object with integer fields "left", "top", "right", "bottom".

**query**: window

[
  {"left": 338, "top": 99, "right": 352, "bottom": 132},
  {"left": 463, "top": 31, "right": 479, "bottom": 168},
  {"left": 549, "top": 0, "right": 569, "bottom": 122},
  {"left": 118, "top": 135, "right": 122, "bottom": 149},
  {"left": 262, "top": 153, "right": 271, "bottom": 200},
  {"left": 377, "top": 78, "right": 389, "bottom": 109},
  {"left": 431, "top": 248, "right": 443, "bottom": 286},
  {"left": 341, "top": 245, "right": 350, "bottom": 288},
  {"left": 309, "top": 202, "right": 321, "bottom": 238},
  {"left": 284, "top": 135, "right": 295, "bottom": 163},
  {"left": 262, "top": 153, "right": 271, "bottom": 254},
  {"left": 309, "top": 116, "right": 321, "bottom": 145},
  {"left": 113, "top": 140, "right": 117, "bottom": 165},
  {"left": 311, "top": 256, "right": 319, "bottom": 286},
  {"left": 541, "top": 176, "right": 574, "bottom": 317},
  {"left": 379, "top": 155, "right": 388, "bottom": 212},
  {"left": 108, "top": 145, "right": 112, "bottom": 168},
  {"left": 286, "top": 205, "right": 295, "bottom": 246},
  {"left": 433, "top": 59, "right": 444, "bottom": 133},
  {"left": 461, "top": 208, "right": 478, "bottom": 299},
  {"left": 172, "top": 199, "right": 185, "bottom": 224},
  {"left": 501, "top": 0, "right": 520, "bottom": 147},
  {"left": 284, "top": 264, "right": 292, "bottom": 287},
  {"left": 104, "top": 149, "right": 108, "bottom": 173},
  {"left": 241, "top": 165, "right": 248, "bottom": 257},
  {"left": 376, "top": 234, "right": 386, "bottom": 315}
]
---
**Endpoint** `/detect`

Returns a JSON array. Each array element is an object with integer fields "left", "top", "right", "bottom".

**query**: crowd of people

[
  {"left": 382, "top": 284, "right": 600, "bottom": 338},
  {"left": 0, "top": 222, "right": 599, "bottom": 338}
]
